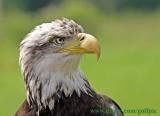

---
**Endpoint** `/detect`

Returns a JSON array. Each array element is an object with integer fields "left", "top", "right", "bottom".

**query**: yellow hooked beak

[{"left": 60, "top": 33, "right": 101, "bottom": 60}]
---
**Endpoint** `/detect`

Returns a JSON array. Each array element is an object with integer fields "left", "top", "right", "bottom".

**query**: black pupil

[
  {"left": 59, "top": 38, "right": 63, "bottom": 42},
  {"left": 56, "top": 38, "right": 63, "bottom": 44}
]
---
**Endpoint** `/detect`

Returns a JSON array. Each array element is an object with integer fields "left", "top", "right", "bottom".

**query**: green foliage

[
  {"left": 2, "top": 0, "right": 160, "bottom": 12},
  {"left": 0, "top": 1, "right": 160, "bottom": 116},
  {"left": 91, "top": 0, "right": 160, "bottom": 11}
]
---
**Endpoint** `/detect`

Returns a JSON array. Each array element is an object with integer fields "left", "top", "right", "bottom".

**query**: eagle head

[{"left": 19, "top": 18, "right": 100, "bottom": 111}]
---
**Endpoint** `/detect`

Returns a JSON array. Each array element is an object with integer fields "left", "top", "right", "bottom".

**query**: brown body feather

[{"left": 16, "top": 91, "right": 123, "bottom": 116}]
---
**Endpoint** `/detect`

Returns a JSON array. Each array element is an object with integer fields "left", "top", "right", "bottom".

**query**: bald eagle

[{"left": 15, "top": 18, "right": 123, "bottom": 116}]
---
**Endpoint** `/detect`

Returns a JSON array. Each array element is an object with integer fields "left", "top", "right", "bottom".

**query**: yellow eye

[{"left": 54, "top": 38, "right": 65, "bottom": 45}]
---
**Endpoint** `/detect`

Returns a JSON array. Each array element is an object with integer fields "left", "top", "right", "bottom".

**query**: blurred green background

[{"left": 0, "top": 0, "right": 160, "bottom": 116}]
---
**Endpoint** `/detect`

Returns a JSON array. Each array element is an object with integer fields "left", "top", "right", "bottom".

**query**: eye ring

[{"left": 54, "top": 38, "right": 65, "bottom": 45}]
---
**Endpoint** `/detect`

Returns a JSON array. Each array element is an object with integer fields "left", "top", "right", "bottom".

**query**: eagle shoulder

[{"left": 99, "top": 94, "right": 124, "bottom": 116}]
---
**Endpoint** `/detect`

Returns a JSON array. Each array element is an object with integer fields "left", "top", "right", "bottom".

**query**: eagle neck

[{"left": 26, "top": 66, "right": 91, "bottom": 112}]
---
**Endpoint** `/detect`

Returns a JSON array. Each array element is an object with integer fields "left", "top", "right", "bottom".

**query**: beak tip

[
  {"left": 96, "top": 47, "right": 101, "bottom": 61},
  {"left": 96, "top": 53, "right": 101, "bottom": 61}
]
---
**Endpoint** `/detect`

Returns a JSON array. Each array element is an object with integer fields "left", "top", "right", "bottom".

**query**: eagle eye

[{"left": 51, "top": 37, "right": 65, "bottom": 45}]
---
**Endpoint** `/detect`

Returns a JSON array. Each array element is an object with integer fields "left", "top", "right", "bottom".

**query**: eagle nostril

[{"left": 80, "top": 36, "right": 85, "bottom": 41}]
